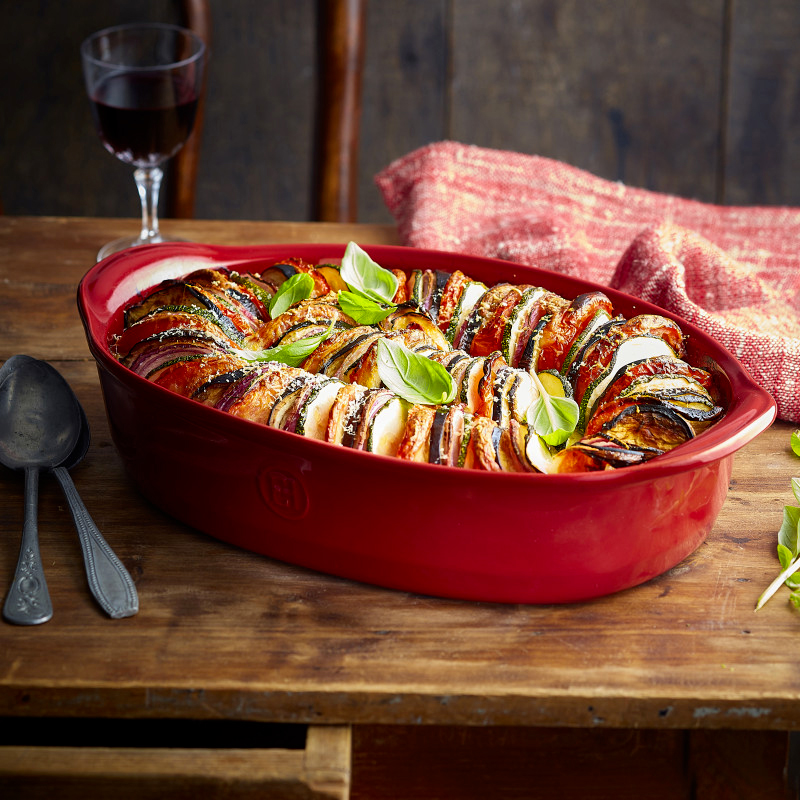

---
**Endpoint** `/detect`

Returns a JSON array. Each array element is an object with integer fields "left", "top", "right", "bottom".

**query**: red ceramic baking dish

[{"left": 78, "top": 242, "right": 776, "bottom": 603}]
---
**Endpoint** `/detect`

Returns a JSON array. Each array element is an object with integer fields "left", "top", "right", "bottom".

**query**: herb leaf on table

[{"left": 755, "top": 471, "right": 800, "bottom": 611}]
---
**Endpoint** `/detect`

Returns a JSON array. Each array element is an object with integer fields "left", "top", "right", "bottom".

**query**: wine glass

[{"left": 81, "top": 23, "right": 206, "bottom": 261}]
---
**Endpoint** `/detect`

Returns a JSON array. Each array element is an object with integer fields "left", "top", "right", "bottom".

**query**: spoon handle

[
  {"left": 53, "top": 466, "right": 138, "bottom": 619},
  {"left": 3, "top": 467, "right": 52, "bottom": 625}
]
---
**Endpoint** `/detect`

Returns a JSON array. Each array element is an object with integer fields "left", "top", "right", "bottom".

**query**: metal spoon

[
  {"left": 52, "top": 391, "right": 138, "bottom": 619},
  {"left": 0, "top": 356, "right": 81, "bottom": 624}
]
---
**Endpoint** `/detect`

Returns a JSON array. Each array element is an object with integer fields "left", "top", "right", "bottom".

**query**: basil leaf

[
  {"left": 778, "top": 504, "right": 800, "bottom": 557},
  {"left": 778, "top": 542, "right": 795, "bottom": 570},
  {"left": 526, "top": 395, "right": 579, "bottom": 446},
  {"left": 786, "top": 572, "right": 800, "bottom": 591},
  {"left": 269, "top": 272, "right": 314, "bottom": 319},
  {"left": 792, "top": 430, "right": 800, "bottom": 457},
  {"left": 376, "top": 338, "right": 455, "bottom": 405},
  {"left": 338, "top": 290, "right": 396, "bottom": 324},
  {"left": 526, "top": 371, "right": 579, "bottom": 446},
  {"left": 339, "top": 241, "right": 398, "bottom": 304},
  {"left": 247, "top": 321, "right": 334, "bottom": 367},
  {"left": 756, "top": 477, "right": 800, "bottom": 610}
]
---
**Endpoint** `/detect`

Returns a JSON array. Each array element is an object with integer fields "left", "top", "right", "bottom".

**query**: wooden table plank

[{"left": 0, "top": 217, "right": 798, "bottom": 732}]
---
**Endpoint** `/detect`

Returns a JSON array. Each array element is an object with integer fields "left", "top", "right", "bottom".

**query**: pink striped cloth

[{"left": 375, "top": 141, "right": 800, "bottom": 421}]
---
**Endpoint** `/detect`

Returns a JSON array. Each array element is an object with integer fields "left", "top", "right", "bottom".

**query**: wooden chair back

[{"left": 172, "top": 0, "right": 366, "bottom": 223}]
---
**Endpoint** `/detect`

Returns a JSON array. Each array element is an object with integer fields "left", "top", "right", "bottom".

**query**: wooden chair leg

[
  {"left": 169, "top": 0, "right": 212, "bottom": 219},
  {"left": 314, "top": 0, "right": 367, "bottom": 223}
]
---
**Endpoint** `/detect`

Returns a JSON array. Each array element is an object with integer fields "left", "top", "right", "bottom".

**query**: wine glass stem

[{"left": 134, "top": 166, "right": 164, "bottom": 244}]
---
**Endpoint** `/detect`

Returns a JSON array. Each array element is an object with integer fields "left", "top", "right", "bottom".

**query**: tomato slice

[{"left": 536, "top": 292, "right": 614, "bottom": 373}]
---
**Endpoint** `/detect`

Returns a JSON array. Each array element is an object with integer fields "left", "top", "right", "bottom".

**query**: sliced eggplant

[
  {"left": 272, "top": 376, "right": 322, "bottom": 434},
  {"left": 492, "top": 367, "right": 519, "bottom": 426},
  {"left": 554, "top": 434, "right": 659, "bottom": 472},
  {"left": 378, "top": 306, "right": 451, "bottom": 352},
  {"left": 191, "top": 366, "right": 255, "bottom": 406},
  {"left": 559, "top": 309, "right": 613, "bottom": 375},
  {"left": 257, "top": 297, "right": 353, "bottom": 349},
  {"left": 303, "top": 326, "right": 377, "bottom": 376},
  {"left": 537, "top": 291, "right": 614, "bottom": 373},
  {"left": 123, "top": 281, "right": 207, "bottom": 328},
  {"left": 113, "top": 307, "right": 247, "bottom": 357},
  {"left": 456, "top": 284, "right": 517, "bottom": 355},
  {"left": 428, "top": 405, "right": 450, "bottom": 465},
  {"left": 470, "top": 286, "right": 528, "bottom": 357},
  {"left": 344, "top": 389, "right": 394, "bottom": 450},
  {"left": 337, "top": 332, "right": 387, "bottom": 382},
  {"left": 229, "top": 270, "right": 275, "bottom": 316},
  {"left": 446, "top": 280, "right": 487, "bottom": 345},
  {"left": 255, "top": 262, "right": 299, "bottom": 292},
  {"left": 500, "top": 286, "right": 548, "bottom": 366},
  {"left": 519, "top": 423, "right": 555, "bottom": 474},
  {"left": 596, "top": 402, "right": 695, "bottom": 452},
  {"left": 436, "top": 270, "right": 473, "bottom": 334},
  {"left": 426, "top": 270, "right": 452, "bottom": 322},
  {"left": 516, "top": 313, "right": 552, "bottom": 374},
  {"left": 578, "top": 336, "right": 678, "bottom": 431}
]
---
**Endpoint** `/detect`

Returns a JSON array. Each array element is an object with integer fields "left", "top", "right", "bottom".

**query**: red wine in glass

[
  {"left": 81, "top": 23, "right": 206, "bottom": 261},
  {"left": 90, "top": 72, "right": 199, "bottom": 167}
]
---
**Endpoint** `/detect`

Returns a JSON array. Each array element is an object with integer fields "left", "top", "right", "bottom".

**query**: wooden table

[{"left": 1, "top": 216, "right": 798, "bottom": 799}]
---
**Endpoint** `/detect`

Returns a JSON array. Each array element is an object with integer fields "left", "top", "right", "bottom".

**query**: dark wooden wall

[{"left": 2, "top": 0, "right": 799, "bottom": 225}]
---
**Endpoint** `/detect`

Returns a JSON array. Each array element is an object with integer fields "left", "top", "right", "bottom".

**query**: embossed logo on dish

[{"left": 258, "top": 468, "right": 309, "bottom": 519}]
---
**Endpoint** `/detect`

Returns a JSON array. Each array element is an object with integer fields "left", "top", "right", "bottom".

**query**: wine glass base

[{"left": 96, "top": 234, "right": 186, "bottom": 262}]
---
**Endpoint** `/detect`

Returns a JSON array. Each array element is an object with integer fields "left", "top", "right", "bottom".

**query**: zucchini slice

[
  {"left": 345, "top": 389, "right": 395, "bottom": 451},
  {"left": 501, "top": 286, "right": 548, "bottom": 366},
  {"left": 560, "top": 309, "right": 613, "bottom": 375},
  {"left": 366, "top": 395, "right": 409, "bottom": 456},
  {"left": 303, "top": 326, "right": 376, "bottom": 376},
  {"left": 378, "top": 306, "right": 451, "bottom": 352},
  {"left": 296, "top": 378, "right": 344, "bottom": 439},
  {"left": 517, "top": 313, "right": 552, "bottom": 374},
  {"left": 578, "top": 336, "right": 677, "bottom": 431},
  {"left": 325, "top": 383, "right": 368, "bottom": 445},
  {"left": 428, "top": 403, "right": 471, "bottom": 466},
  {"left": 446, "top": 280, "right": 487, "bottom": 345},
  {"left": 266, "top": 375, "right": 317, "bottom": 432},
  {"left": 521, "top": 424, "right": 555, "bottom": 474}
]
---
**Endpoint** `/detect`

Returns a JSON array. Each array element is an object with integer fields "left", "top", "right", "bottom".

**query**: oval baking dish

[{"left": 78, "top": 242, "right": 776, "bottom": 603}]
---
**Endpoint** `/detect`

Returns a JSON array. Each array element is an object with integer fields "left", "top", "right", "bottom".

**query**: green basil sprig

[
  {"left": 526, "top": 371, "right": 579, "bottom": 446},
  {"left": 756, "top": 475, "right": 800, "bottom": 610},
  {"left": 376, "top": 338, "right": 455, "bottom": 406},
  {"left": 339, "top": 241, "right": 398, "bottom": 304},
  {"left": 242, "top": 321, "right": 334, "bottom": 368},
  {"left": 338, "top": 290, "right": 396, "bottom": 324},
  {"left": 268, "top": 272, "right": 314, "bottom": 319}
]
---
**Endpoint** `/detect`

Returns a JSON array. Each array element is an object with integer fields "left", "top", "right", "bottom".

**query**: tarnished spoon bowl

[{"left": 0, "top": 356, "right": 81, "bottom": 624}]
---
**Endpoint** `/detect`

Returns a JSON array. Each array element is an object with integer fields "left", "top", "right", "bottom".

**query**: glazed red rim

[{"left": 78, "top": 241, "right": 777, "bottom": 481}]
